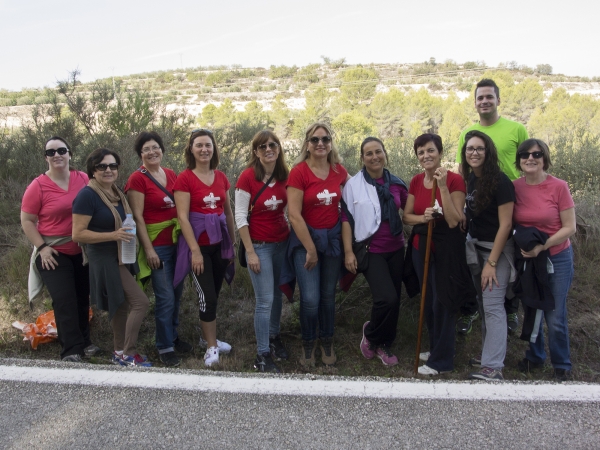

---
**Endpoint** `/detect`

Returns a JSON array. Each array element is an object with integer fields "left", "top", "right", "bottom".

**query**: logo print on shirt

[
  {"left": 317, "top": 189, "right": 337, "bottom": 205},
  {"left": 466, "top": 189, "right": 476, "bottom": 212},
  {"left": 264, "top": 195, "right": 283, "bottom": 211},
  {"left": 203, "top": 192, "right": 220, "bottom": 209},
  {"left": 163, "top": 196, "right": 175, "bottom": 208}
]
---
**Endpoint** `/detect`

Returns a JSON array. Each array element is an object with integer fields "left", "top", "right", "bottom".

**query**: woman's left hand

[
  {"left": 344, "top": 252, "right": 357, "bottom": 275},
  {"left": 481, "top": 263, "right": 498, "bottom": 292},
  {"left": 433, "top": 167, "right": 448, "bottom": 189},
  {"left": 521, "top": 244, "right": 544, "bottom": 258}
]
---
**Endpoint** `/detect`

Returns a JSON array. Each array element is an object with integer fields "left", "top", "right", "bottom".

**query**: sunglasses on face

[
  {"left": 45, "top": 148, "right": 69, "bottom": 157},
  {"left": 95, "top": 163, "right": 119, "bottom": 171},
  {"left": 519, "top": 151, "right": 544, "bottom": 159},
  {"left": 308, "top": 136, "right": 332, "bottom": 145},
  {"left": 257, "top": 142, "right": 279, "bottom": 151}
]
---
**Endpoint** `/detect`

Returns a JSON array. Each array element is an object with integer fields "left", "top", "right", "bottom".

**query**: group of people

[{"left": 21, "top": 78, "right": 576, "bottom": 381}]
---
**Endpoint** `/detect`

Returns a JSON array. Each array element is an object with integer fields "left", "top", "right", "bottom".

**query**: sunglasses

[
  {"left": 308, "top": 136, "right": 332, "bottom": 145},
  {"left": 44, "top": 148, "right": 69, "bottom": 157},
  {"left": 257, "top": 142, "right": 279, "bottom": 151},
  {"left": 95, "top": 163, "right": 119, "bottom": 171},
  {"left": 518, "top": 151, "right": 544, "bottom": 159},
  {"left": 190, "top": 128, "right": 213, "bottom": 137}
]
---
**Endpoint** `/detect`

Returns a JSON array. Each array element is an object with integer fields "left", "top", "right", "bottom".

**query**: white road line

[{"left": 1, "top": 364, "right": 599, "bottom": 402}]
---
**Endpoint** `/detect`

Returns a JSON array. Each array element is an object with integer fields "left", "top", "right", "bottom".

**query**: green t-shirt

[{"left": 455, "top": 117, "right": 529, "bottom": 181}]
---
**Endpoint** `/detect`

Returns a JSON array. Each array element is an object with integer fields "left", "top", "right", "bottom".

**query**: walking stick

[{"left": 414, "top": 179, "right": 437, "bottom": 375}]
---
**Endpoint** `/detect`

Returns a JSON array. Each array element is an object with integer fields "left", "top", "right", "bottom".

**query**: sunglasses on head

[
  {"left": 257, "top": 142, "right": 279, "bottom": 151},
  {"left": 190, "top": 128, "right": 213, "bottom": 137},
  {"left": 45, "top": 148, "right": 69, "bottom": 157},
  {"left": 95, "top": 163, "right": 119, "bottom": 171},
  {"left": 518, "top": 151, "right": 544, "bottom": 159},
  {"left": 308, "top": 136, "right": 332, "bottom": 145}
]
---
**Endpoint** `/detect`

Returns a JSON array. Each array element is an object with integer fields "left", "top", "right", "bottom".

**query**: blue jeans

[
  {"left": 292, "top": 248, "right": 341, "bottom": 341},
  {"left": 151, "top": 245, "right": 184, "bottom": 352},
  {"left": 246, "top": 241, "right": 287, "bottom": 355},
  {"left": 526, "top": 245, "right": 573, "bottom": 370}
]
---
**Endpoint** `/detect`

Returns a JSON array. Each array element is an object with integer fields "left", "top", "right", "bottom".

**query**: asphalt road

[{"left": 1, "top": 359, "right": 599, "bottom": 449}]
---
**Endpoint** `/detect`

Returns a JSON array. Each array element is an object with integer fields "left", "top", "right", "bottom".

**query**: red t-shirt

[
  {"left": 21, "top": 171, "right": 89, "bottom": 255},
  {"left": 409, "top": 171, "right": 466, "bottom": 250},
  {"left": 287, "top": 162, "right": 348, "bottom": 229},
  {"left": 236, "top": 168, "right": 289, "bottom": 242},
  {"left": 513, "top": 175, "right": 575, "bottom": 256},
  {"left": 174, "top": 169, "right": 230, "bottom": 246},
  {"left": 124, "top": 167, "right": 178, "bottom": 247}
]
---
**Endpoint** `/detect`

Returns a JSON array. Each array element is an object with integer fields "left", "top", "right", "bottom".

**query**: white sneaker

[
  {"left": 418, "top": 364, "right": 439, "bottom": 375},
  {"left": 199, "top": 337, "right": 232, "bottom": 354},
  {"left": 204, "top": 346, "right": 219, "bottom": 367},
  {"left": 419, "top": 351, "right": 430, "bottom": 362}
]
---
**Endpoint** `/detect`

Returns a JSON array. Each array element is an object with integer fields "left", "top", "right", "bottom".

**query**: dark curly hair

[{"left": 460, "top": 130, "right": 500, "bottom": 215}]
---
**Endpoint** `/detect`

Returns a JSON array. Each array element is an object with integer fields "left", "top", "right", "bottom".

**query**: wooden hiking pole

[{"left": 414, "top": 179, "right": 437, "bottom": 375}]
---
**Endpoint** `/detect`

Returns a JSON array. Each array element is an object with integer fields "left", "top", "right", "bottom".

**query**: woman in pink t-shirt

[
  {"left": 20, "top": 136, "right": 95, "bottom": 362},
  {"left": 287, "top": 122, "right": 348, "bottom": 368},
  {"left": 513, "top": 139, "right": 576, "bottom": 381},
  {"left": 235, "top": 130, "right": 290, "bottom": 373}
]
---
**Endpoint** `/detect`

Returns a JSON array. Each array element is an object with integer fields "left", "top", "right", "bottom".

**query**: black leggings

[{"left": 192, "top": 244, "right": 229, "bottom": 322}]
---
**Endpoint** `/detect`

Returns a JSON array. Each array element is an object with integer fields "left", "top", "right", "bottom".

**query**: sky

[{"left": 1, "top": 0, "right": 599, "bottom": 92}]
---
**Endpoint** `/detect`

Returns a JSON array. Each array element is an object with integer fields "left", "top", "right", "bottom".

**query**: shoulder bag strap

[
  {"left": 248, "top": 172, "right": 275, "bottom": 221},
  {"left": 138, "top": 168, "right": 175, "bottom": 202}
]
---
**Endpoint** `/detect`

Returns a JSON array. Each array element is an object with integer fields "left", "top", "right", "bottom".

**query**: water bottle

[{"left": 121, "top": 214, "right": 137, "bottom": 264}]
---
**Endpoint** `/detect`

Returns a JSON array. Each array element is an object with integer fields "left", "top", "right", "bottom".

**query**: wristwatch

[{"left": 487, "top": 259, "right": 497, "bottom": 267}]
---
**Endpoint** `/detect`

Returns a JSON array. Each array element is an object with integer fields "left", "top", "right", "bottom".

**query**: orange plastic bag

[{"left": 12, "top": 307, "right": 93, "bottom": 350}]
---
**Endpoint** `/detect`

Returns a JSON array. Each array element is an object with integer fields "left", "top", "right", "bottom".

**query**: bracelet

[{"left": 37, "top": 243, "right": 48, "bottom": 251}]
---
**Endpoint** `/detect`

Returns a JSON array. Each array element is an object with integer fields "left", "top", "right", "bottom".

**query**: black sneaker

[
  {"left": 174, "top": 338, "right": 193, "bottom": 354},
  {"left": 269, "top": 335, "right": 289, "bottom": 361},
  {"left": 554, "top": 368, "right": 573, "bottom": 382},
  {"left": 254, "top": 352, "right": 281, "bottom": 373},
  {"left": 469, "top": 357, "right": 482, "bottom": 368},
  {"left": 507, "top": 313, "right": 519, "bottom": 334},
  {"left": 517, "top": 358, "right": 544, "bottom": 373},
  {"left": 456, "top": 313, "right": 474, "bottom": 335},
  {"left": 159, "top": 351, "right": 181, "bottom": 367}
]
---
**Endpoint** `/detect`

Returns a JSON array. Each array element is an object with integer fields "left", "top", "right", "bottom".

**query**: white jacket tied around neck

[{"left": 342, "top": 172, "right": 381, "bottom": 242}]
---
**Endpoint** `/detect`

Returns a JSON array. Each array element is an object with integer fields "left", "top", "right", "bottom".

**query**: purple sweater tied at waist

[{"left": 173, "top": 212, "right": 234, "bottom": 287}]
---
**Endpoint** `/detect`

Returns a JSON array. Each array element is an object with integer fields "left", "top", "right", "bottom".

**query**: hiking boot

[
  {"left": 254, "top": 352, "right": 281, "bottom": 373},
  {"left": 419, "top": 351, "right": 430, "bottom": 362},
  {"left": 469, "top": 367, "right": 504, "bottom": 381},
  {"left": 174, "top": 338, "right": 193, "bottom": 354},
  {"left": 121, "top": 354, "right": 153, "bottom": 367},
  {"left": 375, "top": 345, "right": 398, "bottom": 366},
  {"left": 204, "top": 346, "right": 219, "bottom": 367},
  {"left": 159, "top": 351, "right": 181, "bottom": 367},
  {"left": 554, "top": 368, "right": 573, "bottom": 382},
  {"left": 507, "top": 313, "right": 519, "bottom": 334},
  {"left": 469, "top": 357, "right": 482, "bottom": 367},
  {"left": 517, "top": 358, "right": 544, "bottom": 373},
  {"left": 456, "top": 310, "right": 479, "bottom": 335},
  {"left": 83, "top": 344, "right": 101, "bottom": 357},
  {"left": 299, "top": 340, "right": 316, "bottom": 368},
  {"left": 198, "top": 337, "right": 232, "bottom": 354},
  {"left": 62, "top": 354, "right": 83, "bottom": 363},
  {"left": 269, "top": 335, "right": 289, "bottom": 361},
  {"left": 360, "top": 322, "right": 375, "bottom": 359},
  {"left": 320, "top": 337, "right": 337, "bottom": 365}
]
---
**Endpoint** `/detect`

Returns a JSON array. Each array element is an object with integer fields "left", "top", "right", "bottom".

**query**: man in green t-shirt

[{"left": 455, "top": 79, "right": 529, "bottom": 337}]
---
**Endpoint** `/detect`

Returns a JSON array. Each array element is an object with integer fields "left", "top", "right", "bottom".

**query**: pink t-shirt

[
  {"left": 513, "top": 175, "right": 575, "bottom": 256},
  {"left": 21, "top": 171, "right": 89, "bottom": 255},
  {"left": 287, "top": 161, "right": 348, "bottom": 229}
]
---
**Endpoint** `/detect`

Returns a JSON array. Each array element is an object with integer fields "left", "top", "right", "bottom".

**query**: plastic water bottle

[{"left": 121, "top": 214, "right": 137, "bottom": 264}]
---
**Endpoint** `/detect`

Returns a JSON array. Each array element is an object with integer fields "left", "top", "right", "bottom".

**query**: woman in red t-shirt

[
  {"left": 235, "top": 130, "right": 290, "bottom": 373},
  {"left": 21, "top": 136, "right": 95, "bottom": 362},
  {"left": 125, "top": 131, "right": 190, "bottom": 367},
  {"left": 287, "top": 122, "right": 349, "bottom": 368},
  {"left": 174, "top": 129, "right": 236, "bottom": 367},
  {"left": 403, "top": 133, "right": 468, "bottom": 376}
]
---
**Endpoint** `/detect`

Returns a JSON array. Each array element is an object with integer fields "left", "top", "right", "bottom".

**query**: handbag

[
  {"left": 238, "top": 172, "right": 275, "bottom": 268},
  {"left": 352, "top": 236, "right": 373, "bottom": 273}
]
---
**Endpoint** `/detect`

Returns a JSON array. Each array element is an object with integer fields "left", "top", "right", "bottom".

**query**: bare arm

[
  {"left": 402, "top": 194, "right": 429, "bottom": 226},
  {"left": 21, "top": 211, "right": 59, "bottom": 270},
  {"left": 174, "top": 190, "right": 203, "bottom": 275},
  {"left": 521, "top": 207, "right": 576, "bottom": 258},
  {"left": 223, "top": 190, "right": 236, "bottom": 261},
  {"left": 481, "top": 202, "right": 514, "bottom": 291},
  {"left": 342, "top": 221, "right": 357, "bottom": 274},
  {"left": 435, "top": 169, "right": 464, "bottom": 229},
  {"left": 127, "top": 189, "right": 160, "bottom": 270},
  {"left": 287, "top": 186, "right": 318, "bottom": 270}
]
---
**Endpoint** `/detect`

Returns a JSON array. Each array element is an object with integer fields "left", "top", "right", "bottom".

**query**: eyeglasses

[
  {"left": 308, "top": 136, "right": 332, "bottom": 145},
  {"left": 44, "top": 148, "right": 69, "bottom": 157},
  {"left": 518, "top": 151, "right": 544, "bottom": 159},
  {"left": 465, "top": 146, "right": 486, "bottom": 154},
  {"left": 95, "top": 163, "right": 119, "bottom": 171},
  {"left": 257, "top": 142, "right": 279, "bottom": 151},
  {"left": 141, "top": 145, "right": 162, "bottom": 154}
]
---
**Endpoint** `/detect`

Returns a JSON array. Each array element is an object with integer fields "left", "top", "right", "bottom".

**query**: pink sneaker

[
  {"left": 375, "top": 345, "right": 398, "bottom": 366},
  {"left": 360, "top": 322, "right": 375, "bottom": 359}
]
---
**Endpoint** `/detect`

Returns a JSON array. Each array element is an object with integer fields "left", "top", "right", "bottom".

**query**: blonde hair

[{"left": 294, "top": 122, "right": 343, "bottom": 169}]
